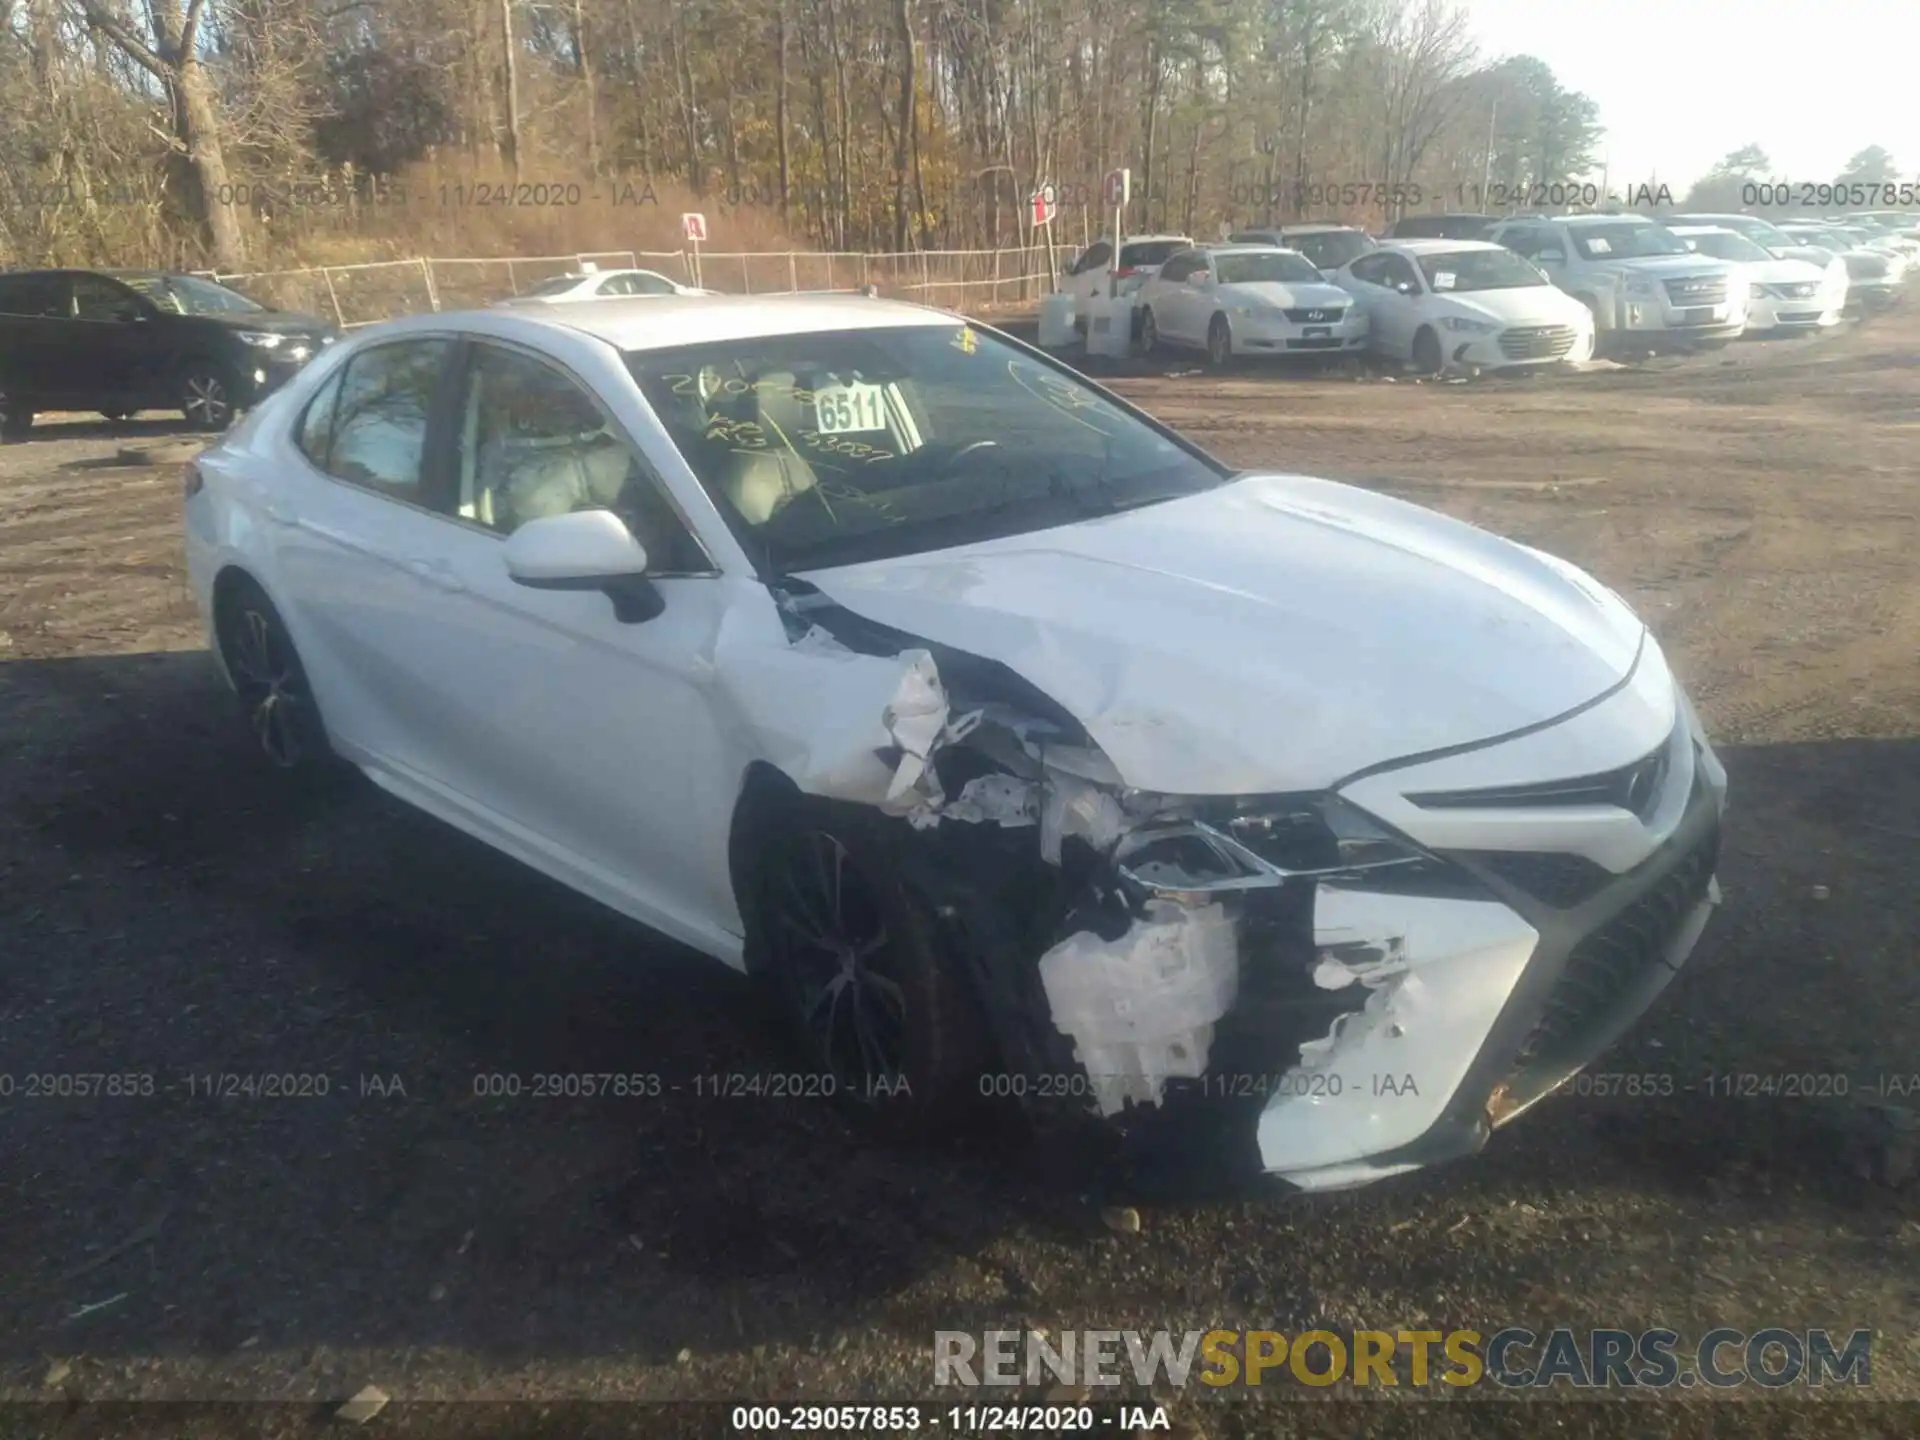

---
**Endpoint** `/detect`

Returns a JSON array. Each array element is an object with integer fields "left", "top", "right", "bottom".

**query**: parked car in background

[
  {"left": 1842, "top": 212, "right": 1920, "bottom": 243},
  {"left": 0, "top": 268, "right": 339, "bottom": 438},
  {"left": 1385, "top": 213, "right": 1497, "bottom": 241},
  {"left": 1060, "top": 235, "right": 1194, "bottom": 325},
  {"left": 1228, "top": 224, "right": 1378, "bottom": 276},
  {"left": 498, "top": 268, "right": 711, "bottom": 304},
  {"left": 1330, "top": 240, "right": 1594, "bottom": 375},
  {"left": 1136, "top": 244, "right": 1369, "bottom": 366},
  {"left": 1774, "top": 223, "right": 1904, "bottom": 309},
  {"left": 1665, "top": 226, "right": 1843, "bottom": 332},
  {"left": 1840, "top": 224, "right": 1920, "bottom": 267},
  {"left": 1484, "top": 215, "right": 1745, "bottom": 356},
  {"left": 182, "top": 291, "right": 1728, "bottom": 1192}
]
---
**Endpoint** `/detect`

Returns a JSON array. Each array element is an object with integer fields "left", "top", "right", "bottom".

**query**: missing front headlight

[{"left": 1112, "top": 797, "right": 1438, "bottom": 898}]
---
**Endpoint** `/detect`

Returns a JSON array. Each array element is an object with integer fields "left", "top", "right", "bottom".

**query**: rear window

[
  {"left": 1392, "top": 215, "right": 1494, "bottom": 240},
  {"left": 1119, "top": 241, "right": 1188, "bottom": 269},
  {"left": 1287, "top": 230, "right": 1376, "bottom": 269}
]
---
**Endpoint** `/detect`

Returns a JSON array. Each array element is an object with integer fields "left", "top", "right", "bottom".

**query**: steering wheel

[{"left": 939, "top": 438, "right": 1002, "bottom": 475}]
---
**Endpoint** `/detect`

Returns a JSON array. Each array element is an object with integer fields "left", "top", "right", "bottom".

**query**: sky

[{"left": 1461, "top": 0, "right": 1917, "bottom": 195}]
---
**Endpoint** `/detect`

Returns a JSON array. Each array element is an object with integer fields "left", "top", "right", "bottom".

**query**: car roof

[
  {"left": 1378, "top": 238, "right": 1505, "bottom": 254},
  {"left": 1664, "top": 225, "right": 1738, "bottom": 235},
  {"left": 1277, "top": 223, "right": 1360, "bottom": 234},
  {"left": 1197, "top": 242, "right": 1304, "bottom": 255},
  {"left": 389, "top": 292, "right": 961, "bottom": 352},
  {"left": 1559, "top": 213, "right": 1653, "bottom": 226}
]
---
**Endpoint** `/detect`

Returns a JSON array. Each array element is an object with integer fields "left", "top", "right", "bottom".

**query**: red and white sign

[
  {"left": 1030, "top": 184, "right": 1057, "bottom": 227},
  {"left": 1103, "top": 168, "right": 1131, "bottom": 208},
  {"left": 681, "top": 212, "right": 708, "bottom": 243}
]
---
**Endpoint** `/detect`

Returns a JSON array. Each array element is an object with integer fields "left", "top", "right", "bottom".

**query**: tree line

[{"left": 0, "top": 0, "right": 1906, "bottom": 274}]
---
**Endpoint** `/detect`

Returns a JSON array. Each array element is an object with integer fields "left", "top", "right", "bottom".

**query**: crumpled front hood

[{"left": 802, "top": 473, "right": 1647, "bottom": 795}]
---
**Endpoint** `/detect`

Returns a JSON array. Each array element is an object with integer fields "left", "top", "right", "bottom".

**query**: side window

[
  {"left": 295, "top": 369, "right": 344, "bottom": 469},
  {"left": 0, "top": 275, "right": 66, "bottom": 317},
  {"left": 597, "top": 274, "right": 635, "bottom": 296},
  {"left": 632, "top": 272, "right": 677, "bottom": 295},
  {"left": 1157, "top": 253, "right": 1195, "bottom": 283},
  {"left": 1347, "top": 254, "right": 1389, "bottom": 285},
  {"left": 1074, "top": 242, "right": 1113, "bottom": 275},
  {"left": 1389, "top": 255, "right": 1424, "bottom": 291},
  {"left": 72, "top": 275, "right": 144, "bottom": 322},
  {"left": 324, "top": 339, "right": 451, "bottom": 500},
  {"left": 451, "top": 344, "right": 710, "bottom": 572}
]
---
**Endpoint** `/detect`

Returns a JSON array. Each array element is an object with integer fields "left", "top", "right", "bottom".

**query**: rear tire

[
  {"left": 178, "top": 362, "right": 237, "bottom": 432},
  {"left": 1140, "top": 307, "right": 1162, "bottom": 355},
  {"left": 213, "top": 575, "right": 336, "bottom": 772},
  {"left": 1205, "top": 313, "right": 1234, "bottom": 370},
  {"left": 750, "top": 794, "right": 993, "bottom": 1139}
]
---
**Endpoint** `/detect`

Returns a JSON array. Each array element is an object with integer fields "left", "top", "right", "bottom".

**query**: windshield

[
  {"left": 1568, "top": 223, "right": 1691, "bottom": 260},
  {"left": 624, "top": 324, "right": 1229, "bottom": 572},
  {"left": 1416, "top": 248, "right": 1548, "bottom": 291},
  {"left": 1286, "top": 230, "right": 1375, "bottom": 269},
  {"left": 1119, "top": 240, "right": 1188, "bottom": 269},
  {"left": 1683, "top": 231, "right": 1771, "bottom": 264},
  {"left": 523, "top": 274, "right": 586, "bottom": 297},
  {"left": 1783, "top": 228, "right": 1847, "bottom": 251},
  {"left": 1213, "top": 251, "right": 1325, "bottom": 285},
  {"left": 121, "top": 274, "right": 264, "bottom": 315}
]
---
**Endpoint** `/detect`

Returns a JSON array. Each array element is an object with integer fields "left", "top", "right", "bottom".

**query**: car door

[
  {"left": 69, "top": 273, "right": 174, "bottom": 408},
  {"left": 388, "top": 338, "right": 743, "bottom": 942},
  {"left": 262, "top": 336, "right": 466, "bottom": 777},
  {"left": 1145, "top": 252, "right": 1195, "bottom": 342},
  {"left": 0, "top": 274, "right": 72, "bottom": 404},
  {"left": 1068, "top": 241, "right": 1113, "bottom": 315},
  {"left": 1341, "top": 254, "right": 1400, "bottom": 355},
  {"left": 1369, "top": 253, "right": 1425, "bottom": 358}
]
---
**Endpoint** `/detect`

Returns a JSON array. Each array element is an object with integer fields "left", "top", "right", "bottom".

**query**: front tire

[
  {"left": 178, "top": 362, "right": 237, "bottom": 433},
  {"left": 1411, "top": 326, "right": 1444, "bottom": 377},
  {"left": 1205, "top": 313, "right": 1234, "bottom": 370},
  {"left": 0, "top": 389, "right": 33, "bottom": 440},
  {"left": 751, "top": 795, "right": 992, "bottom": 1137},
  {"left": 214, "top": 576, "right": 335, "bottom": 771}
]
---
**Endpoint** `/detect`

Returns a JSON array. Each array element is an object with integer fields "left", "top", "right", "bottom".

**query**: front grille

[
  {"left": 1663, "top": 275, "right": 1728, "bottom": 305},
  {"left": 1464, "top": 851, "right": 1614, "bottom": 908},
  {"left": 1498, "top": 324, "right": 1577, "bottom": 360},
  {"left": 1283, "top": 306, "right": 1347, "bottom": 323},
  {"left": 1410, "top": 743, "right": 1671, "bottom": 819},
  {"left": 1508, "top": 823, "right": 1720, "bottom": 1076}
]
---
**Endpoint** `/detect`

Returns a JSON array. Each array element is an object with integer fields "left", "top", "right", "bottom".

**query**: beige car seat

[{"left": 715, "top": 370, "right": 821, "bottom": 525}]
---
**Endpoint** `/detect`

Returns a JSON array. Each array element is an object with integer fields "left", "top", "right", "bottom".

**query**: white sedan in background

[
  {"left": 1665, "top": 226, "right": 1843, "bottom": 332},
  {"left": 1135, "top": 244, "right": 1369, "bottom": 366},
  {"left": 499, "top": 267, "right": 711, "bottom": 305},
  {"left": 1331, "top": 240, "right": 1595, "bottom": 375}
]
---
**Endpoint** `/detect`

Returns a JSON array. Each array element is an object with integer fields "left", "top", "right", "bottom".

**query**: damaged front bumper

[{"left": 764, "top": 582, "right": 1727, "bottom": 1195}]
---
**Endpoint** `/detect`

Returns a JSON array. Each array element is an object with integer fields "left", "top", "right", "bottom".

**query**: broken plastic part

[
  {"left": 1038, "top": 900, "right": 1241, "bottom": 1118},
  {"left": 1038, "top": 771, "right": 1129, "bottom": 864}
]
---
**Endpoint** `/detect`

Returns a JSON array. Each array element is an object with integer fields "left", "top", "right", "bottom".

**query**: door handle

[{"left": 407, "top": 558, "right": 467, "bottom": 593}]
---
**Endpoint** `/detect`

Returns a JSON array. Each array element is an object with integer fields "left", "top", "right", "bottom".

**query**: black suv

[
  {"left": 0, "top": 269, "right": 338, "bottom": 439},
  {"left": 1384, "top": 213, "right": 1498, "bottom": 241}
]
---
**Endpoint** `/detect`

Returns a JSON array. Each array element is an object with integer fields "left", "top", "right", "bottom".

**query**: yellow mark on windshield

[
  {"left": 952, "top": 326, "right": 978, "bottom": 355},
  {"left": 1005, "top": 360, "right": 1113, "bottom": 435}
]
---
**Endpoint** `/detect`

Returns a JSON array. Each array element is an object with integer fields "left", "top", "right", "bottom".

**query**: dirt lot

[{"left": 2, "top": 308, "right": 1918, "bottom": 1438}]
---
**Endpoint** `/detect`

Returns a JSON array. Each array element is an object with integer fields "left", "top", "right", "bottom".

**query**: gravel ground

[{"left": 1, "top": 308, "right": 1917, "bottom": 1439}]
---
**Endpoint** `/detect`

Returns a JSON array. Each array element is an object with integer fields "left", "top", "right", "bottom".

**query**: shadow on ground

[{"left": 0, "top": 650, "right": 1913, "bottom": 1377}]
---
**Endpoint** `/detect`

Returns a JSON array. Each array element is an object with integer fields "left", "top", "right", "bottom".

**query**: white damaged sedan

[{"left": 184, "top": 295, "right": 1727, "bottom": 1194}]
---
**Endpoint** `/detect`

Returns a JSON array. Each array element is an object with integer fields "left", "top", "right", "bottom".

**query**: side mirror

[
  {"left": 503, "top": 509, "right": 662, "bottom": 623},
  {"left": 1191, "top": 270, "right": 1212, "bottom": 286},
  {"left": 1394, "top": 281, "right": 1415, "bottom": 295}
]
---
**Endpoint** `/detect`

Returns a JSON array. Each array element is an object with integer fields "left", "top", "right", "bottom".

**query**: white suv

[
  {"left": 1060, "top": 234, "right": 1194, "bottom": 325},
  {"left": 1486, "top": 215, "right": 1747, "bottom": 355}
]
